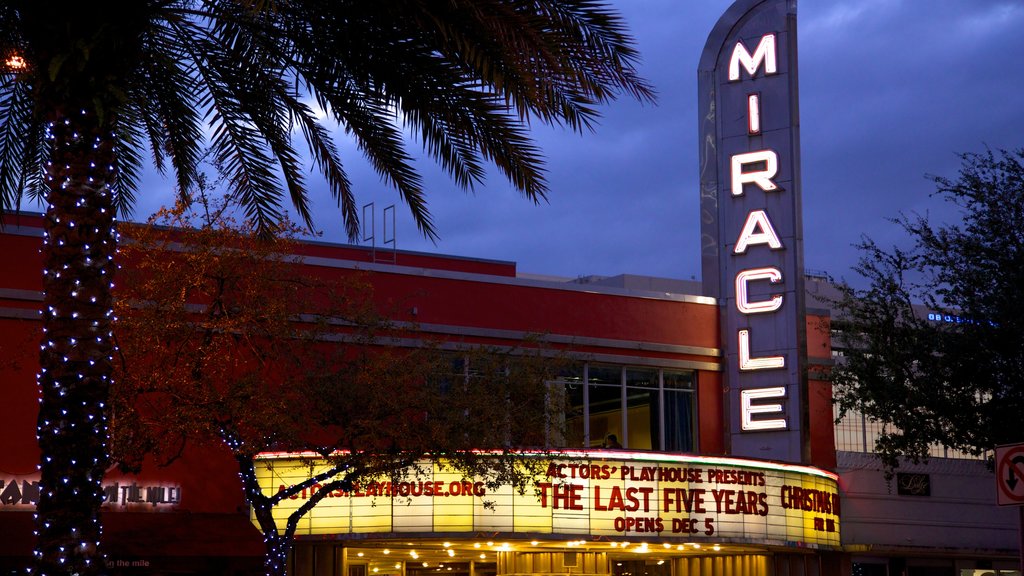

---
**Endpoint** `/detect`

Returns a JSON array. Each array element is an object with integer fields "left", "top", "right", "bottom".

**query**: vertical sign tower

[{"left": 698, "top": 0, "right": 809, "bottom": 463}]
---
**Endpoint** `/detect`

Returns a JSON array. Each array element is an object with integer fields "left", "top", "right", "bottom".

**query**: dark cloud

[
  {"left": 129, "top": 1, "right": 1024, "bottom": 285},
  {"left": 799, "top": 0, "right": 1024, "bottom": 283}
]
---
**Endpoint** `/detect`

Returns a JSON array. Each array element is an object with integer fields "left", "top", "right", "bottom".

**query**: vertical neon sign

[{"left": 698, "top": 0, "right": 809, "bottom": 463}]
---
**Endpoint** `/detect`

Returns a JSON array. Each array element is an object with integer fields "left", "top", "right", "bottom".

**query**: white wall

[{"left": 838, "top": 451, "right": 1018, "bottom": 554}]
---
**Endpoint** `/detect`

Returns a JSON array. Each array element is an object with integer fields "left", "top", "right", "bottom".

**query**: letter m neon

[{"left": 728, "top": 34, "right": 777, "bottom": 81}]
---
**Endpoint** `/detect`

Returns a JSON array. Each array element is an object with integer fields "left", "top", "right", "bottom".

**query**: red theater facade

[{"left": 0, "top": 212, "right": 840, "bottom": 576}]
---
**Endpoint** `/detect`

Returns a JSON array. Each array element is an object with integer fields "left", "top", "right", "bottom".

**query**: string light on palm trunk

[{"left": 35, "top": 108, "right": 117, "bottom": 574}]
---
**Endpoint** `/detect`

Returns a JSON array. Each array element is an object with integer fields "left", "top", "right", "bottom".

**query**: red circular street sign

[{"left": 996, "top": 444, "right": 1024, "bottom": 505}]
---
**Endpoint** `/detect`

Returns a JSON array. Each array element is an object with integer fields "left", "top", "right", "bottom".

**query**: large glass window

[
  {"left": 559, "top": 364, "right": 696, "bottom": 452},
  {"left": 587, "top": 364, "right": 623, "bottom": 449},
  {"left": 662, "top": 370, "right": 694, "bottom": 452},
  {"left": 549, "top": 364, "right": 584, "bottom": 447},
  {"left": 625, "top": 368, "right": 657, "bottom": 450}
]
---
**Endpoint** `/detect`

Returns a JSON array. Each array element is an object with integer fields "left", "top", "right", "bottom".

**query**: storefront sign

[
  {"left": 254, "top": 452, "right": 840, "bottom": 548},
  {"left": 0, "top": 475, "right": 180, "bottom": 509},
  {"left": 698, "top": 0, "right": 809, "bottom": 462}
]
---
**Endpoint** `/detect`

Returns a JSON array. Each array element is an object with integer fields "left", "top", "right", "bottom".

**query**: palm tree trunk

[{"left": 34, "top": 107, "right": 117, "bottom": 576}]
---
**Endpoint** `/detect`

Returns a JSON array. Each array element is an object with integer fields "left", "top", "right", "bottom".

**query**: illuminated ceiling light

[
  {"left": 373, "top": 569, "right": 379, "bottom": 573},
  {"left": 443, "top": 542, "right": 451, "bottom": 548},
  {"left": 663, "top": 543, "right": 672, "bottom": 549},
  {"left": 410, "top": 551, "right": 419, "bottom": 559},
  {"left": 473, "top": 543, "right": 481, "bottom": 549},
  {"left": 447, "top": 550, "right": 455, "bottom": 557},
  {"left": 690, "top": 543, "right": 701, "bottom": 549},
  {"left": 676, "top": 545, "right": 684, "bottom": 551},
  {"left": 394, "top": 564, "right": 401, "bottom": 569},
  {"left": 713, "top": 545, "right": 721, "bottom": 551},
  {"left": 422, "top": 562, "right": 428, "bottom": 567},
  {"left": 486, "top": 542, "right": 493, "bottom": 547},
  {"left": 610, "top": 543, "right": 618, "bottom": 548},
  {"left": 383, "top": 549, "right": 390, "bottom": 555},
  {"left": 500, "top": 543, "right": 511, "bottom": 551},
  {"left": 657, "top": 560, "right": 665, "bottom": 565},
  {"left": 479, "top": 554, "right": 486, "bottom": 560},
  {"left": 357, "top": 553, "right": 364, "bottom": 557},
  {"left": 531, "top": 541, "right": 539, "bottom": 546}
]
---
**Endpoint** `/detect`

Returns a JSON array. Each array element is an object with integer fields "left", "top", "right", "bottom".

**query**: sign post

[{"left": 995, "top": 443, "right": 1024, "bottom": 573}]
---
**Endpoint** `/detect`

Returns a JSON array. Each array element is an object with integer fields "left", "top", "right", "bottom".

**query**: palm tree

[{"left": 0, "top": 1, "right": 652, "bottom": 574}]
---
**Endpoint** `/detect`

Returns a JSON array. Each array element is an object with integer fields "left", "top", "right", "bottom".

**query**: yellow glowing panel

[
  {"left": 432, "top": 467, "right": 476, "bottom": 532},
  {"left": 252, "top": 451, "right": 840, "bottom": 548}
]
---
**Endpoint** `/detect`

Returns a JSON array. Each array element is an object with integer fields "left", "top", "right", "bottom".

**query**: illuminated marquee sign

[
  {"left": 698, "top": 0, "right": 808, "bottom": 462},
  {"left": 254, "top": 452, "right": 840, "bottom": 548}
]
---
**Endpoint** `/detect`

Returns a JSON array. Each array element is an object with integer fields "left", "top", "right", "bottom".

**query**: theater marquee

[
  {"left": 698, "top": 0, "right": 809, "bottom": 462},
  {"left": 254, "top": 452, "right": 840, "bottom": 548}
]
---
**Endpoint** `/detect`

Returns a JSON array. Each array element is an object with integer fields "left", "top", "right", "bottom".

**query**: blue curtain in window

[{"left": 663, "top": 390, "right": 693, "bottom": 452}]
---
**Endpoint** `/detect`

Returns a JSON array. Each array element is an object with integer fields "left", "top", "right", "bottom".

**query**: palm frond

[
  {"left": 266, "top": 0, "right": 652, "bottom": 236},
  {"left": 228, "top": 62, "right": 313, "bottom": 229},
  {"left": 331, "top": 87, "right": 431, "bottom": 239},
  {"left": 3, "top": 0, "right": 653, "bottom": 237},
  {"left": 138, "top": 21, "right": 207, "bottom": 204},
  {"left": 288, "top": 99, "right": 357, "bottom": 240},
  {"left": 17, "top": 117, "right": 48, "bottom": 206},
  {"left": 171, "top": 19, "right": 287, "bottom": 233},
  {"left": 111, "top": 102, "right": 147, "bottom": 218},
  {"left": 0, "top": 76, "right": 34, "bottom": 213}
]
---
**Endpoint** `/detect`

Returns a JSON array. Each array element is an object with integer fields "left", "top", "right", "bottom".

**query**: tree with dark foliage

[
  {"left": 831, "top": 148, "right": 1024, "bottom": 472},
  {"left": 113, "top": 204, "right": 565, "bottom": 576},
  {"left": 0, "top": 3, "right": 652, "bottom": 573}
]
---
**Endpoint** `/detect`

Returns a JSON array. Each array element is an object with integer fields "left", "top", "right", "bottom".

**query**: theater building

[
  {"left": 0, "top": 1, "right": 1017, "bottom": 575},
  {"left": 0, "top": 211, "right": 841, "bottom": 576},
  {"left": 3, "top": 215, "right": 1019, "bottom": 575}
]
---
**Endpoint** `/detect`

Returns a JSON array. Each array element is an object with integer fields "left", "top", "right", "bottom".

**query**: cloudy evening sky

[{"left": 132, "top": 1, "right": 1024, "bottom": 286}]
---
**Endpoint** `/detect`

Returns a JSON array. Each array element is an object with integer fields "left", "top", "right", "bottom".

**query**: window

[
  {"left": 558, "top": 364, "right": 696, "bottom": 452},
  {"left": 662, "top": 370, "right": 695, "bottom": 451},
  {"left": 626, "top": 368, "right": 657, "bottom": 450}
]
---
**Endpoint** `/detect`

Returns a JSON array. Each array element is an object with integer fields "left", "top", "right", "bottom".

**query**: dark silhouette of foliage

[
  {"left": 831, "top": 149, "right": 1024, "bottom": 472},
  {"left": 112, "top": 202, "right": 566, "bottom": 576}
]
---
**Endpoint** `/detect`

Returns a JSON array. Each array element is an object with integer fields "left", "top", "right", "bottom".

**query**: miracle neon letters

[{"left": 699, "top": 0, "right": 808, "bottom": 462}]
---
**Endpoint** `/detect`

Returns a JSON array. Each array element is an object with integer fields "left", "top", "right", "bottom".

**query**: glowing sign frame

[{"left": 253, "top": 451, "right": 840, "bottom": 549}]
